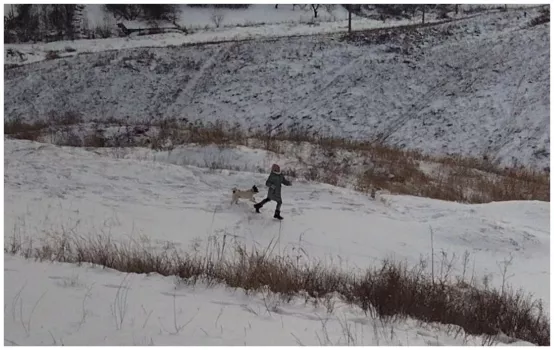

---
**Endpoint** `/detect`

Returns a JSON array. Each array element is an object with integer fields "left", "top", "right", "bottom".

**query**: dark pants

[{"left": 258, "top": 197, "right": 282, "bottom": 211}]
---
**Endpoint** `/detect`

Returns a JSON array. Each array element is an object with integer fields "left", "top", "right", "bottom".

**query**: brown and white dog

[{"left": 231, "top": 185, "right": 259, "bottom": 204}]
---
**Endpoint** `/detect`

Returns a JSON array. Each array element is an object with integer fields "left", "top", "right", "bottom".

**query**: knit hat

[{"left": 271, "top": 163, "right": 281, "bottom": 173}]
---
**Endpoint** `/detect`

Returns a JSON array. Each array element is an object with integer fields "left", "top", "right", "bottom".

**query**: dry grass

[
  {"left": 530, "top": 5, "right": 549, "bottom": 26},
  {"left": 4, "top": 118, "right": 50, "bottom": 141},
  {"left": 45, "top": 50, "right": 61, "bottom": 60},
  {"left": 356, "top": 161, "right": 549, "bottom": 203},
  {"left": 5, "top": 117, "right": 549, "bottom": 203},
  {"left": 5, "top": 231, "right": 550, "bottom": 346}
]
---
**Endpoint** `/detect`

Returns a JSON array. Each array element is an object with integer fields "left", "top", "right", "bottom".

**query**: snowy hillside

[
  {"left": 4, "top": 4, "right": 550, "bottom": 346},
  {"left": 4, "top": 253, "right": 538, "bottom": 346},
  {"left": 4, "top": 8, "right": 549, "bottom": 169},
  {"left": 4, "top": 139, "right": 550, "bottom": 345},
  {"left": 5, "top": 139, "right": 549, "bottom": 304}
]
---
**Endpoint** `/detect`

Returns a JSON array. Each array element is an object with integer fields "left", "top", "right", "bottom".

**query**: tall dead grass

[
  {"left": 5, "top": 231, "right": 549, "bottom": 346},
  {"left": 4, "top": 117, "right": 549, "bottom": 203}
]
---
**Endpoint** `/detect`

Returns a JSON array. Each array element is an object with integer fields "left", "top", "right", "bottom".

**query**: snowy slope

[
  {"left": 4, "top": 139, "right": 550, "bottom": 314},
  {"left": 5, "top": 254, "right": 535, "bottom": 346},
  {"left": 4, "top": 9, "right": 549, "bottom": 169}
]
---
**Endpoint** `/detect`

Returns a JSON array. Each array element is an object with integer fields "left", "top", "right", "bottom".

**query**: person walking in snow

[{"left": 254, "top": 163, "right": 291, "bottom": 220}]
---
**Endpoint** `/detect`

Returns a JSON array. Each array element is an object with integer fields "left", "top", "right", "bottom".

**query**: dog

[{"left": 231, "top": 185, "right": 259, "bottom": 204}]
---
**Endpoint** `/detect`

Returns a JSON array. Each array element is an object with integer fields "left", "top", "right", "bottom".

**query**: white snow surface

[
  {"left": 4, "top": 140, "right": 550, "bottom": 318},
  {"left": 4, "top": 8, "right": 549, "bottom": 169}
]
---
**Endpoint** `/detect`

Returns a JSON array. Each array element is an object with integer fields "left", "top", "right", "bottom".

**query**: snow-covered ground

[
  {"left": 3, "top": 5, "right": 550, "bottom": 344},
  {"left": 4, "top": 8, "right": 549, "bottom": 169},
  {"left": 4, "top": 140, "right": 549, "bottom": 311},
  {"left": 5, "top": 253, "right": 536, "bottom": 346}
]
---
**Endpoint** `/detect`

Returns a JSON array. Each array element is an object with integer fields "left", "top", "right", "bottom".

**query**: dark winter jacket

[{"left": 265, "top": 171, "right": 291, "bottom": 202}]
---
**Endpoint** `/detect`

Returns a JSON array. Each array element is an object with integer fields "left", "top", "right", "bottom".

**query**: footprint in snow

[
  {"left": 48, "top": 276, "right": 65, "bottom": 280},
  {"left": 103, "top": 284, "right": 131, "bottom": 290},
  {"left": 211, "top": 300, "right": 238, "bottom": 307},
  {"left": 416, "top": 330, "right": 433, "bottom": 337},
  {"left": 340, "top": 207, "right": 355, "bottom": 212},
  {"left": 160, "top": 291, "right": 188, "bottom": 297}
]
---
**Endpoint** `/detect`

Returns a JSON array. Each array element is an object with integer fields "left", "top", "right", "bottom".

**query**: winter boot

[
  {"left": 274, "top": 210, "right": 283, "bottom": 220},
  {"left": 254, "top": 203, "right": 263, "bottom": 213},
  {"left": 254, "top": 198, "right": 270, "bottom": 213}
]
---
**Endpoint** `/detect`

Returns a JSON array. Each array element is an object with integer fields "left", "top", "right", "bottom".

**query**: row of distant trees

[
  {"left": 4, "top": 4, "right": 507, "bottom": 43},
  {"left": 4, "top": 4, "right": 182, "bottom": 43},
  {"left": 341, "top": 4, "right": 460, "bottom": 34},
  {"left": 272, "top": 4, "right": 461, "bottom": 21},
  {"left": 5, "top": 4, "right": 86, "bottom": 43},
  {"left": 103, "top": 4, "right": 180, "bottom": 21}
]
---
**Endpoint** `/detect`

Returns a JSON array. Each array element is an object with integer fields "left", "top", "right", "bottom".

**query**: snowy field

[
  {"left": 4, "top": 139, "right": 549, "bottom": 346},
  {"left": 4, "top": 8, "right": 549, "bottom": 169}
]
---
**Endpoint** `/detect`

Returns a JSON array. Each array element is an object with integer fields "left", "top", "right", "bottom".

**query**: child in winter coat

[{"left": 254, "top": 163, "right": 291, "bottom": 220}]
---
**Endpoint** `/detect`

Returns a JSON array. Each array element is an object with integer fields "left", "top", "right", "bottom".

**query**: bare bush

[
  {"left": 47, "top": 110, "right": 83, "bottom": 126},
  {"left": 211, "top": 10, "right": 225, "bottom": 28},
  {"left": 530, "top": 6, "right": 550, "bottom": 26},
  {"left": 83, "top": 128, "right": 107, "bottom": 148},
  {"left": 45, "top": 50, "right": 60, "bottom": 60},
  {"left": 4, "top": 118, "right": 48, "bottom": 141}
]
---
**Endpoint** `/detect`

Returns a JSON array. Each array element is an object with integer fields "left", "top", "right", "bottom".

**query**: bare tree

[
  {"left": 346, "top": 4, "right": 352, "bottom": 34},
  {"left": 140, "top": 4, "right": 179, "bottom": 22},
  {"left": 104, "top": 4, "right": 142, "bottom": 21},
  {"left": 419, "top": 4, "right": 434, "bottom": 24},
  {"left": 310, "top": 4, "right": 321, "bottom": 18},
  {"left": 211, "top": 9, "right": 224, "bottom": 28},
  {"left": 61, "top": 5, "right": 78, "bottom": 40}
]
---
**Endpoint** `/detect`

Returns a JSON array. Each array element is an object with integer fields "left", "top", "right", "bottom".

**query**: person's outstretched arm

[{"left": 282, "top": 176, "right": 292, "bottom": 186}]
